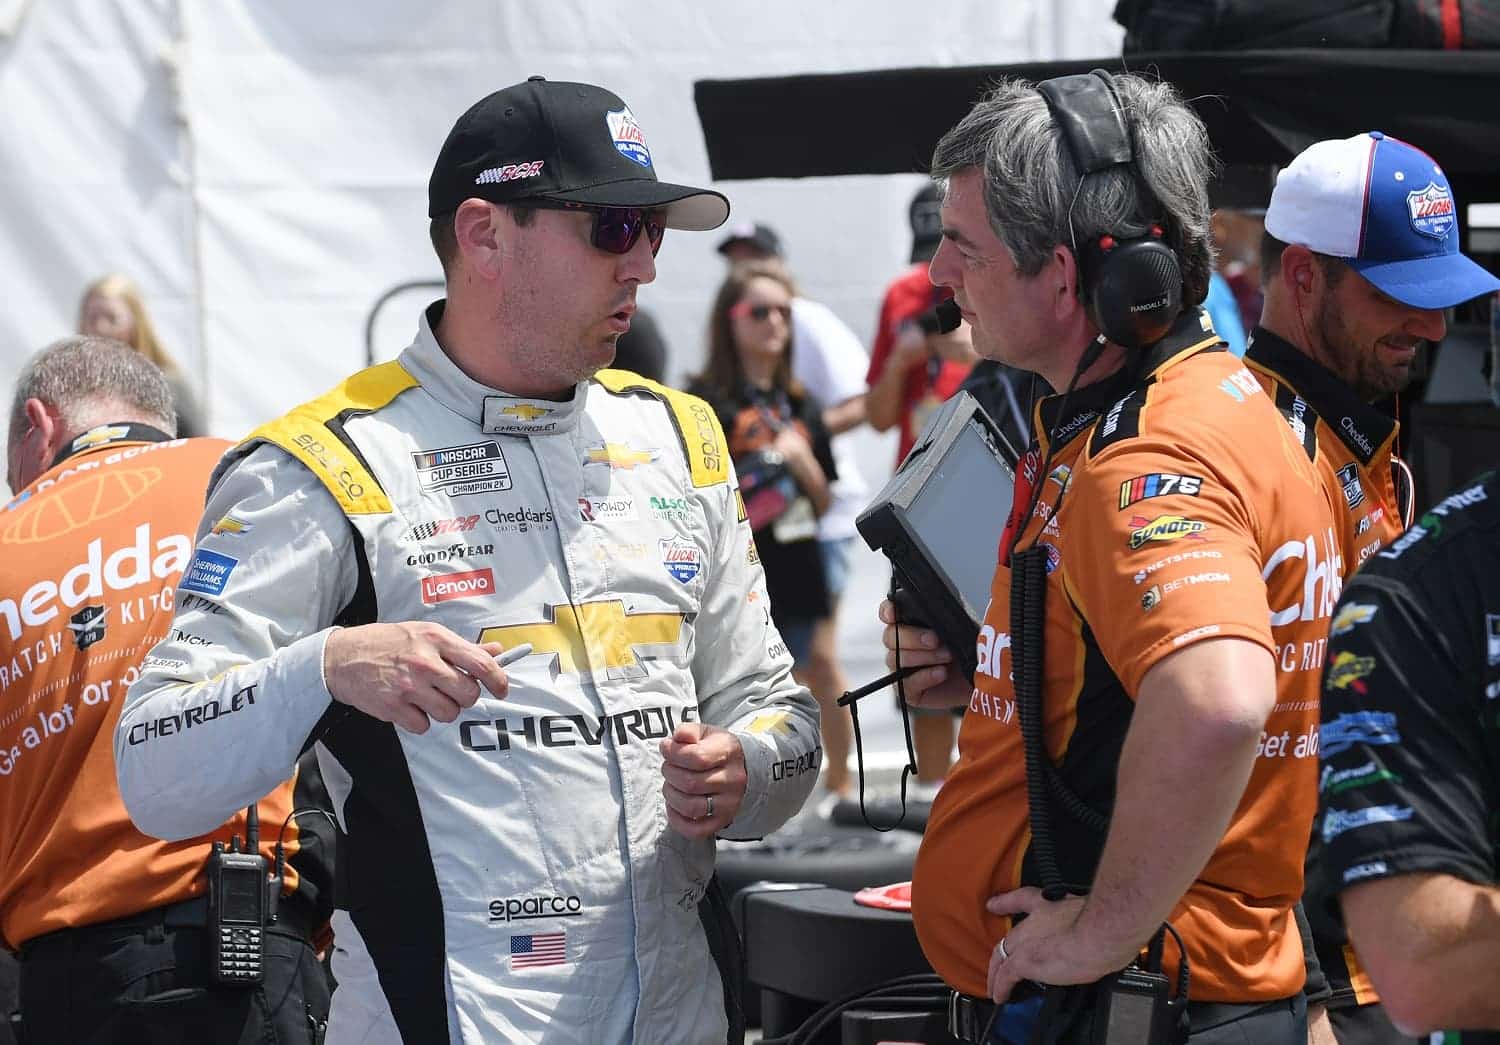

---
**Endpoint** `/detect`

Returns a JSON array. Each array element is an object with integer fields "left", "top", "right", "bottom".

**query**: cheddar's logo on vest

[
  {"left": 1262, "top": 527, "right": 1342, "bottom": 627},
  {"left": 1127, "top": 514, "right": 1207, "bottom": 550},
  {"left": 0, "top": 523, "right": 191, "bottom": 642}
]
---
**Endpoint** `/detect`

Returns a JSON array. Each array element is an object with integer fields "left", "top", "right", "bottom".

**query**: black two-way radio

[{"left": 206, "top": 805, "right": 270, "bottom": 986}]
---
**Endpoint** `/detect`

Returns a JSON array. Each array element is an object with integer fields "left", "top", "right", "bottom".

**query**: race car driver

[{"left": 116, "top": 77, "right": 821, "bottom": 1045}]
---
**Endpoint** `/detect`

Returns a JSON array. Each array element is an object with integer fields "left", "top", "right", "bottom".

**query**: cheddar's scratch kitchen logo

[{"left": 1127, "top": 514, "right": 1206, "bottom": 550}]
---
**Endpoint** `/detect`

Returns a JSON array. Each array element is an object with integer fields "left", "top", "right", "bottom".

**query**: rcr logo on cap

[{"left": 476, "top": 161, "right": 544, "bottom": 186}]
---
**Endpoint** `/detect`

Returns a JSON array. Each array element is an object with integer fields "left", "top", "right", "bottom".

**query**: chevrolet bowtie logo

[
  {"left": 500, "top": 404, "right": 552, "bottom": 422},
  {"left": 745, "top": 711, "right": 793, "bottom": 737},
  {"left": 479, "top": 599, "right": 684, "bottom": 679},
  {"left": 210, "top": 513, "right": 253, "bottom": 536},
  {"left": 585, "top": 443, "right": 659, "bottom": 469},
  {"left": 72, "top": 425, "right": 130, "bottom": 451}
]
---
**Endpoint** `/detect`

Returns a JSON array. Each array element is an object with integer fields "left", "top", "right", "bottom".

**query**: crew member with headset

[
  {"left": 881, "top": 72, "right": 1341, "bottom": 1043},
  {"left": 2, "top": 337, "right": 334, "bottom": 1043},
  {"left": 1244, "top": 131, "right": 1500, "bottom": 1045}
]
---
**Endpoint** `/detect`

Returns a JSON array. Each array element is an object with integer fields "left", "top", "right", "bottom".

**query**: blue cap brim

[{"left": 1349, "top": 252, "right": 1500, "bottom": 310}]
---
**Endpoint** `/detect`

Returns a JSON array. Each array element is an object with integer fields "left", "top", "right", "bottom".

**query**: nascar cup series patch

[{"left": 606, "top": 107, "right": 652, "bottom": 168}]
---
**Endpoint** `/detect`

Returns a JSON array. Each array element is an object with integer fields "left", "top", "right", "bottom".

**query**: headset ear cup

[{"left": 1089, "top": 239, "right": 1182, "bottom": 351}]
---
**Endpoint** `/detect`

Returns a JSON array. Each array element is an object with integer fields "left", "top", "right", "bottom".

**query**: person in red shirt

[
  {"left": 883, "top": 72, "right": 1339, "bottom": 1044},
  {"left": 866, "top": 184, "right": 978, "bottom": 796},
  {"left": 867, "top": 185, "right": 978, "bottom": 465},
  {"left": 2, "top": 336, "right": 332, "bottom": 1043}
]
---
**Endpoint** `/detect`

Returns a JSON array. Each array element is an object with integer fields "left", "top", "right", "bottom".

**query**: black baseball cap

[
  {"left": 716, "top": 222, "right": 783, "bottom": 258},
  {"left": 427, "top": 76, "right": 729, "bottom": 231}
]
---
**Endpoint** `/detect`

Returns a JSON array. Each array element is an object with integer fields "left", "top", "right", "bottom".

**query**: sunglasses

[
  {"left": 729, "top": 301, "right": 793, "bottom": 322},
  {"left": 517, "top": 200, "right": 666, "bottom": 256}
]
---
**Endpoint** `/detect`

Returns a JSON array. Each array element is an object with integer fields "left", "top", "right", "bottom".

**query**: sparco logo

[
  {"left": 488, "top": 894, "right": 583, "bottom": 923},
  {"left": 403, "top": 516, "right": 480, "bottom": 542},
  {"left": 689, "top": 401, "right": 722, "bottom": 472},
  {"left": 421, "top": 568, "right": 495, "bottom": 605},
  {"left": 406, "top": 543, "right": 493, "bottom": 566},
  {"left": 460, "top": 705, "right": 696, "bottom": 753}
]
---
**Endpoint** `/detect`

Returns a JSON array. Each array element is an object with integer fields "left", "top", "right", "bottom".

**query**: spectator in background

[
  {"left": 78, "top": 275, "right": 206, "bottom": 437},
  {"left": 3, "top": 337, "right": 333, "bottom": 1043},
  {"left": 718, "top": 222, "right": 868, "bottom": 802},
  {"left": 1212, "top": 208, "right": 1266, "bottom": 335},
  {"left": 1204, "top": 267, "right": 1248, "bottom": 355},
  {"left": 690, "top": 261, "right": 838, "bottom": 702},
  {"left": 865, "top": 184, "right": 978, "bottom": 801}
]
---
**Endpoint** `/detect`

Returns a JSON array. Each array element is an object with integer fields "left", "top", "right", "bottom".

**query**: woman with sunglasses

[{"left": 689, "top": 261, "right": 837, "bottom": 684}]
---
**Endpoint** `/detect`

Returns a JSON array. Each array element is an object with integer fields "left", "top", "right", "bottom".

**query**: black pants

[
  {"left": 1186, "top": 993, "right": 1307, "bottom": 1044},
  {"left": 17, "top": 907, "right": 329, "bottom": 1045}
]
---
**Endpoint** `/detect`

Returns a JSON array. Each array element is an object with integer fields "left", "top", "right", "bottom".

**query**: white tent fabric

[{"left": 1, "top": 0, "right": 1121, "bottom": 439}]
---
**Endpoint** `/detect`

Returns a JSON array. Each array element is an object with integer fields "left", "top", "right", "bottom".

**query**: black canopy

[{"left": 695, "top": 50, "right": 1500, "bottom": 205}]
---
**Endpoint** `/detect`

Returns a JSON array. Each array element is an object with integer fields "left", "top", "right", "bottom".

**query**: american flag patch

[{"left": 510, "top": 931, "right": 566, "bottom": 969}]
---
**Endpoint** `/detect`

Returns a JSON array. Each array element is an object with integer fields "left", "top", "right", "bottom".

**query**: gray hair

[
  {"left": 8, "top": 336, "right": 177, "bottom": 450},
  {"left": 931, "top": 73, "right": 1217, "bottom": 307}
]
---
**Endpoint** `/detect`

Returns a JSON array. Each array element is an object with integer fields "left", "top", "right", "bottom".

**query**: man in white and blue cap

[{"left": 1246, "top": 130, "right": 1500, "bottom": 1045}]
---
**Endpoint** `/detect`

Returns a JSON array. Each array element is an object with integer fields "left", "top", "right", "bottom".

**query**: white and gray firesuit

[{"left": 115, "top": 303, "right": 823, "bottom": 1044}]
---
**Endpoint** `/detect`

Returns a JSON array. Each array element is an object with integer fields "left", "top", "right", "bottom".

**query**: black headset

[{"left": 1036, "top": 69, "right": 1182, "bottom": 351}]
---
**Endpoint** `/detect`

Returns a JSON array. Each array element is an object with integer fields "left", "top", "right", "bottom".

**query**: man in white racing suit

[{"left": 114, "top": 77, "right": 822, "bottom": 1045}]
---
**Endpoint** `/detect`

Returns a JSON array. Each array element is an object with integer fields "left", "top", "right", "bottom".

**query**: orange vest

[
  {"left": 913, "top": 317, "right": 1341, "bottom": 1002},
  {"left": 0, "top": 429, "right": 316, "bottom": 948}
]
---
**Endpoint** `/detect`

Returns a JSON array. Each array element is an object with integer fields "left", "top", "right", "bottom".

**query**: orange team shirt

[
  {"left": 0, "top": 428, "right": 311, "bottom": 949},
  {"left": 913, "top": 310, "right": 1342, "bottom": 1003},
  {"left": 1245, "top": 325, "right": 1410, "bottom": 1008},
  {"left": 867, "top": 263, "right": 973, "bottom": 463},
  {"left": 1245, "top": 327, "right": 1408, "bottom": 571}
]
